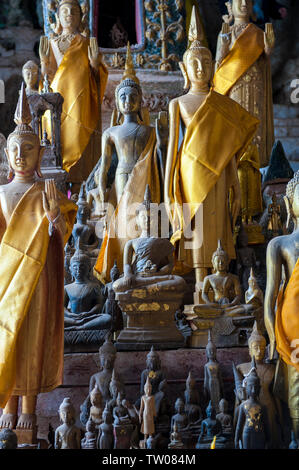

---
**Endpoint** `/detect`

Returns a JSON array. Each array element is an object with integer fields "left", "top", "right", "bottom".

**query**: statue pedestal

[
  {"left": 115, "top": 290, "right": 185, "bottom": 351},
  {"left": 113, "top": 424, "right": 134, "bottom": 449},
  {"left": 184, "top": 304, "right": 255, "bottom": 348},
  {"left": 14, "top": 426, "right": 38, "bottom": 445}
]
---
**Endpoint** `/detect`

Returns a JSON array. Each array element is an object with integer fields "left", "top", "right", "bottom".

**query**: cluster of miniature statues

[{"left": 0, "top": 0, "right": 298, "bottom": 452}]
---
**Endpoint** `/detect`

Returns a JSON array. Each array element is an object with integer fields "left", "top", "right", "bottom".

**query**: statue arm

[
  {"left": 158, "top": 250, "right": 174, "bottom": 275},
  {"left": 227, "top": 156, "right": 241, "bottom": 228},
  {"left": 264, "top": 239, "right": 282, "bottom": 359},
  {"left": 202, "top": 277, "right": 214, "bottom": 304},
  {"left": 98, "top": 131, "right": 114, "bottom": 202},
  {"left": 123, "top": 241, "right": 134, "bottom": 277},
  {"left": 164, "top": 99, "right": 180, "bottom": 218},
  {"left": 139, "top": 396, "right": 144, "bottom": 423},
  {"left": 215, "top": 23, "right": 231, "bottom": 71}
]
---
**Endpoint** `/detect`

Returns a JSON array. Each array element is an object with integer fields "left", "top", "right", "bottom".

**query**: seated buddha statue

[
  {"left": 170, "top": 398, "right": 189, "bottom": 433},
  {"left": 113, "top": 185, "right": 186, "bottom": 296},
  {"left": 112, "top": 393, "right": 131, "bottom": 425},
  {"left": 196, "top": 401, "right": 227, "bottom": 449}
]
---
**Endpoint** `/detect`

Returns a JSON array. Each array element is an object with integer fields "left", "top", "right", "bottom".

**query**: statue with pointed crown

[
  {"left": 235, "top": 357, "right": 271, "bottom": 449},
  {"left": 196, "top": 400, "right": 227, "bottom": 449},
  {"left": 0, "top": 85, "right": 77, "bottom": 439},
  {"left": 245, "top": 268, "right": 264, "bottom": 333},
  {"left": 112, "top": 186, "right": 186, "bottom": 350},
  {"left": 39, "top": 0, "right": 108, "bottom": 193},
  {"left": 55, "top": 397, "right": 81, "bottom": 449},
  {"left": 93, "top": 44, "right": 168, "bottom": 285},
  {"left": 164, "top": 5, "right": 259, "bottom": 300},
  {"left": 236, "top": 321, "right": 283, "bottom": 447},
  {"left": 204, "top": 330, "right": 224, "bottom": 414}
]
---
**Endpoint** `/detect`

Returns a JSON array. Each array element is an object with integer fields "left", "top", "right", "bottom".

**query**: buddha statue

[
  {"left": 113, "top": 393, "right": 131, "bottom": 426},
  {"left": 235, "top": 358, "right": 271, "bottom": 449},
  {"left": 64, "top": 246, "right": 110, "bottom": 331},
  {"left": 0, "top": 84, "right": 77, "bottom": 434},
  {"left": 214, "top": 0, "right": 275, "bottom": 234},
  {"left": 168, "top": 422, "right": 185, "bottom": 449},
  {"left": 107, "top": 370, "right": 126, "bottom": 412},
  {"left": 22, "top": 60, "right": 39, "bottom": 96},
  {"left": 184, "top": 371, "right": 202, "bottom": 426},
  {"left": 55, "top": 397, "right": 81, "bottom": 449},
  {"left": 264, "top": 170, "right": 299, "bottom": 439},
  {"left": 139, "top": 377, "right": 156, "bottom": 442},
  {"left": 140, "top": 347, "right": 164, "bottom": 399},
  {"left": 81, "top": 419, "right": 97, "bottom": 449},
  {"left": 0, "top": 428, "right": 18, "bottom": 449},
  {"left": 98, "top": 404, "right": 114, "bottom": 450},
  {"left": 103, "top": 261, "right": 123, "bottom": 339},
  {"left": 204, "top": 331, "right": 224, "bottom": 413},
  {"left": 93, "top": 46, "right": 167, "bottom": 284},
  {"left": 164, "top": 5, "right": 259, "bottom": 293},
  {"left": 71, "top": 183, "right": 99, "bottom": 254},
  {"left": 236, "top": 223, "right": 257, "bottom": 292},
  {"left": 236, "top": 322, "right": 282, "bottom": 447},
  {"left": 196, "top": 401, "right": 226, "bottom": 449},
  {"left": 232, "top": 361, "right": 246, "bottom": 428},
  {"left": 171, "top": 398, "right": 189, "bottom": 432},
  {"left": 64, "top": 243, "right": 73, "bottom": 285},
  {"left": 39, "top": 0, "right": 108, "bottom": 192},
  {"left": 89, "top": 384, "right": 104, "bottom": 428},
  {"left": 216, "top": 399, "right": 233, "bottom": 436},
  {"left": 267, "top": 193, "right": 283, "bottom": 237},
  {"left": 245, "top": 269, "right": 264, "bottom": 334}
]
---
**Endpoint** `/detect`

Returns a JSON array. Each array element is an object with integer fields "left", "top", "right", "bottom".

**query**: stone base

[
  {"left": 116, "top": 324, "right": 184, "bottom": 351},
  {"left": 64, "top": 329, "right": 109, "bottom": 353},
  {"left": 15, "top": 426, "right": 37, "bottom": 445}
]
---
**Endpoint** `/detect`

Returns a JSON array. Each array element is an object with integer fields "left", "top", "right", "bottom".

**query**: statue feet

[
  {"left": 16, "top": 413, "right": 37, "bottom": 430},
  {"left": 0, "top": 413, "right": 17, "bottom": 429}
]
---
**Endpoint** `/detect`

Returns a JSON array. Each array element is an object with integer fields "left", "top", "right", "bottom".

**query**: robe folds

[
  {"left": 0, "top": 182, "right": 77, "bottom": 407},
  {"left": 166, "top": 90, "right": 259, "bottom": 273},
  {"left": 94, "top": 129, "right": 161, "bottom": 284}
]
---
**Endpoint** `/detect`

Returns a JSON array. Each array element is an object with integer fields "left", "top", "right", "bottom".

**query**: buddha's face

[
  {"left": 213, "top": 254, "right": 227, "bottom": 273},
  {"left": 117, "top": 86, "right": 141, "bottom": 115},
  {"left": 22, "top": 67, "right": 38, "bottom": 89},
  {"left": 185, "top": 49, "right": 212, "bottom": 86},
  {"left": 70, "top": 260, "right": 89, "bottom": 282},
  {"left": 60, "top": 407, "right": 74, "bottom": 424},
  {"left": 232, "top": 0, "right": 252, "bottom": 19},
  {"left": 206, "top": 345, "right": 216, "bottom": 360},
  {"left": 246, "top": 381, "right": 260, "bottom": 399},
  {"left": 101, "top": 354, "right": 114, "bottom": 370},
  {"left": 249, "top": 340, "right": 265, "bottom": 362},
  {"left": 147, "top": 356, "right": 158, "bottom": 371},
  {"left": 59, "top": 2, "right": 81, "bottom": 32},
  {"left": 236, "top": 386, "right": 246, "bottom": 401},
  {"left": 6, "top": 134, "right": 41, "bottom": 177},
  {"left": 137, "top": 208, "right": 151, "bottom": 233},
  {"left": 176, "top": 401, "right": 184, "bottom": 414},
  {"left": 144, "top": 383, "right": 152, "bottom": 396}
]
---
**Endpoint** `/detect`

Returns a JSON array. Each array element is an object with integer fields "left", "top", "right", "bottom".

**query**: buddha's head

[
  {"left": 22, "top": 60, "right": 39, "bottom": 91},
  {"left": 0, "top": 429, "right": 18, "bottom": 449},
  {"left": 146, "top": 345, "right": 161, "bottom": 371},
  {"left": 285, "top": 170, "right": 299, "bottom": 230},
  {"left": 175, "top": 397, "right": 185, "bottom": 414},
  {"left": 247, "top": 268, "right": 259, "bottom": 291},
  {"left": 90, "top": 384, "right": 102, "bottom": 408},
  {"left": 70, "top": 247, "right": 90, "bottom": 282},
  {"left": 102, "top": 404, "right": 113, "bottom": 424},
  {"left": 59, "top": 397, "right": 76, "bottom": 425},
  {"left": 212, "top": 240, "right": 229, "bottom": 274},
  {"left": 248, "top": 321, "right": 266, "bottom": 363},
  {"left": 76, "top": 182, "right": 90, "bottom": 222},
  {"left": 116, "top": 392, "right": 123, "bottom": 407},
  {"left": 99, "top": 336, "right": 116, "bottom": 370},
  {"left": 219, "top": 398, "right": 228, "bottom": 414},
  {"left": 230, "top": 0, "right": 252, "bottom": 20},
  {"left": 180, "top": 6, "right": 212, "bottom": 90},
  {"left": 58, "top": 0, "right": 82, "bottom": 33},
  {"left": 115, "top": 78, "right": 142, "bottom": 120},
  {"left": 186, "top": 371, "right": 196, "bottom": 390},
  {"left": 243, "top": 358, "right": 260, "bottom": 399},
  {"left": 5, "top": 83, "right": 43, "bottom": 180}
]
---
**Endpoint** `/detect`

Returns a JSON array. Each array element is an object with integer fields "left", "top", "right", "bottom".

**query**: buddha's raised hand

[
  {"left": 39, "top": 36, "right": 50, "bottom": 64},
  {"left": 43, "top": 179, "right": 60, "bottom": 223},
  {"left": 88, "top": 37, "right": 101, "bottom": 69},
  {"left": 264, "top": 23, "right": 275, "bottom": 55}
]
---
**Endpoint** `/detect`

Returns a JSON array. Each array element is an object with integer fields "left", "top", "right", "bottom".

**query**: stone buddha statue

[
  {"left": 71, "top": 183, "right": 99, "bottom": 254},
  {"left": 103, "top": 261, "right": 123, "bottom": 339},
  {"left": 196, "top": 401, "right": 226, "bottom": 449},
  {"left": 184, "top": 371, "right": 202, "bottom": 426},
  {"left": 98, "top": 404, "right": 114, "bottom": 450},
  {"left": 170, "top": 398, "right": 189, "bottom": 433},
  {"left": 113, "top": 393, "right": 131, "bottom": 426},
  {"left": 39, "top": 0, "right": 108, "bottom": 192},
  {"left": 236, "top": 322, "right": 282, "bottom": 448},
  {"left": 204, "top": 331, "right": 224, "bottom": 413},
  {"left": 55, "top": 397, "right": 81, "bottom": 449},
  {"left": 232, "top": 360, "right": 246, "bottom": 428},
  {"left": 216, "top": 399, "right": 233, "bottom": 437},
  {"left": 235, "top": 358, "right": 271, "bottom": 449},
  {"left": 168, "top": 423, "right": 184, "bottom": 449},
  {"left": 89, "top": 384, "right": 104, "bottom": 428},
  {"left": 64, "top": 246, "right": 111, "bottom": 330},
  {"left": 107, "top": 370, "right": 126, "bottom": 412},
  {"left": 267, "top": 193, "right": 283, "bottom": 237},
  {"left": 22, "top": 60, "right": 39, "bottom": 96},
  {"left": 81, "top": 419, "right": 97, "bottom": 449},
  {"left": 245, "top": 269, "right": 264, "bottom": 334},
  {"left": 264, "top": 170, "right": 299, "bottom": 439}
]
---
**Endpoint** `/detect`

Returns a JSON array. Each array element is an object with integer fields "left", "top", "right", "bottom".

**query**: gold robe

[
  {"left": 0, "top": 183, "right": 77, "bottom": 407},
  {"left": 94, "top": 129, "right": 161, "bottom": 284},
  {"left": 167, "top": 90, "right": 259, "bottom": 272},
  {"left": 44, "top": 34, "right": 108, "bottom": 183}
]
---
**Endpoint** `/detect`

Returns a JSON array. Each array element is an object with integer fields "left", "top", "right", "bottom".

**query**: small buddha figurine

[
  {"left": 87, "top": 169, "right": 106, "bottom": 219},
  {"left": 81, "top": 419, "right": 97, "bottom": 449},
  {"left": 113, "top": 393, "right": 131, "bottom": 426},
  {"left": 98, "top": 404, "right": 114, "bottom": 450},
  {"left": 171, "top": 398, "right": 189, "bottom": 432},
  {"left": 268, "top": 193, "right": 283, "bottom": 236},
  {"left": 107, "top": 370, "right": 126, "bottom": 412},
  {"left": 112, "top": 186, "right": 186, "bottom": 295},
  {"left": 235, "top": 358, "right": 270, "bottom": 449},
  {"left": 64, "top": 243, "right": 73, "bottom": 285},
  {"left": 71, "top": 183, "right": 99, "bottom": 252},
  {"left": 64, "top": 245, "right": 110, "bottom": 330},
  {"left": 140, "top": 347, "right": 165, "bottom": 400},
  {"left": 194, "top": 241, "right": 254, "bottom": 317},
  {"left": 22, "top": 60, "right": 39, "bottom": 96},
  {"left": 236, "top": 223, "right": 257, "bottom": 292},
  {"left": 196, "top": 401, "right": 224, "bottom": 448},
  {"left": 0, "top": 429, "right": 18, "bottom": 449},
  {"left": 103, "top": 261, "right": 123, "bottom": 338},
  {"left": 168, "top": 422, "right": 184, "bottom": 449},
  {"left": 245, "top": 270, "right": 264, "bottom": 334},
  {"left": 139, "top": 377, "right": 156, "bottom": 442},
  {"left": 55, "top": 397, "right": 81, "bottom": 449},
  {"left": 216, "top": 399, "right": 233, "bottom": 436},
  {"left": 89, "top": 384, "right": 103, "bottom": 428},
  {"left": 237, "top": 322, "right": 282, "bottom": 448},
  {"left": 204, "top": 331, "right": 224, "bottom": 413},
  {"left": 232, "top": 361, "right": 246, "bottom": 429},
  {"left": 184, "top": 371, "right": 202, "bottom": 425}
]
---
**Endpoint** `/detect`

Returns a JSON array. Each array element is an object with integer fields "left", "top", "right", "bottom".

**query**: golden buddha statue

[
  {"left": 264, "top": 170, "right": 299, "bottom": 439},
  {"left": 237, "top": 322, "right": 282, "bottom": 448},
  {"left": 245, "top": 268, "right": 264, "bottom": 334},
  {"left": 164, "top": 5, "right": 259, "bottom": 293},
  {"left": 0, "top": 85, "right": 77, "bottom": 434},
  {"left": 39, "top": 0, "right": 108, "bottom": 192},
  {"left": 214, "top": 0, "right": 275, "bottom": 233}
]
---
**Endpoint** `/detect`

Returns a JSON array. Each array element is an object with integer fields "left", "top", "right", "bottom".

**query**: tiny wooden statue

[
  {"left": 139, "top": 376, "right": 156, "bottom": 442},
  {"left": 204, "top": 330, "right": 224, "bottom": 412},
  {"left": 98, "top": 404, "right": 114, "bottom": 450},
  {"left": 55, "top": 397, "right": 81, "bottom": 449}
]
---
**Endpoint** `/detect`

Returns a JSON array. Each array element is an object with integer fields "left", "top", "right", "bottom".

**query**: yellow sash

[
  {"left": 94, "top": 130, "right": 161, "bottom": 284},
  {"left": 46, "top": 35, "right": 108, "bottom": 172},
  {"left": 213, "top": 23, "right": 265, "bottom": 96},
  {"left": 275, "top": 258, "right": 299, "bottom": 372},
  {"left": 170, "top": 90, "right": 259, "bottom": 243},
  {"left": 0, "top": 183, "right": 76, "bottom": 407}
]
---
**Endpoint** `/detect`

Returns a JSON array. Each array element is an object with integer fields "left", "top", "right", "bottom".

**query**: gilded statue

[
  {"left": 139, "top": 377, "right": 156, "bottom": 442},
  {"left": 264, "top": 170, "right": 299, "bottom": 439},
  {"left": 39, "top": 0, "right": 108, "bottom": 192},
  {"left": 55, "top": 397, "right": 81, "bottom": 449},
  {"left": 235, "top": 359, "right": 270, "bottom": 449},
  {"left": 0, "top": 85, "right": 76, "bottom": 432},
  {"left": 245, "top": 269, "right": 264, "bottom": 334},
  {"left": 94, "top": 47, "right": 166, "bottom": 283},
  {"left": 267, "top": 193, "right": 283, "bottom": 236},
  {"left": 164, "top": 5, "right": 259, "bottom": 291},
  {"left": 237, "top": 322, "right": 282, "bottom": 448},
  {"left": 214, "top": 0, "right": 275, "bottom": 228}
]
